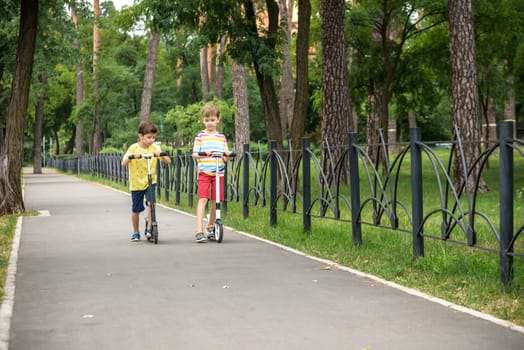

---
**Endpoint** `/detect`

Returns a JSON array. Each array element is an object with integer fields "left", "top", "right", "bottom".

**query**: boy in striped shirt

[{"left": 192, "top": 104, "right": 232, "bottom": 243}]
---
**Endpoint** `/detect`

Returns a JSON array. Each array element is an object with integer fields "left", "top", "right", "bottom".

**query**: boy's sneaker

[
  {"left": 131, "top": 232, "right": 140, "bottom": 242},
  {"left": 145, "top": 228, "right": 152, "bottom": 240},
  {"left": 206, "top": 226, "right": 215, "bottom": 240},
  {"left": 195, "top": 232, "right": 207, "bottom": 243}
]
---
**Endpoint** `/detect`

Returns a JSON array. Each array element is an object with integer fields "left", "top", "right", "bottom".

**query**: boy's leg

[
  {"left": 208, "top": 201, "right": 217, "bottom": 226},
  {"left": 131, "top": 212, "right": 140, "bottom": 232},
  {"left": 196, "top": 198, "right": 208, "bottom": 233},
  {"left": 130, "top": 190, "right": 146, "bottom": 241}
]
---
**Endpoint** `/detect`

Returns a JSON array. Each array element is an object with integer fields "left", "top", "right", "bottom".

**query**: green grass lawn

[
  {"left": 0, "top": 214, "right": 18, "bottom": 300},
  {"left": 209, "top": 203, "right": 523, "bottom": 326}
]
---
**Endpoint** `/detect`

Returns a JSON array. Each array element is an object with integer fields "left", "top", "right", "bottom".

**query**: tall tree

[
  {"left": 0, "top": 0, "right": 38, "bottom": 215},
  {"left": 140, "top": 30, "right": 161, "bottom": 121},
  {"left": 91, "top": 0, "right": 102, "bottom": 153},
  {"left": 244, "top": 0, "right": 283, "bottom": 147},
  {"left": 320, "top": 0, "right": 351, "bottom": 182},
  {"left": 199, "top": 44, "right": 210, "bottom": 101},
  {"left": 278, "top": 0, "right": 295, "bottom": 140},
  {"left": 215, "top": 36, "right": 227, "bottom": 100},
  {"left": 138, "top": 0, "right": 186, "bottom": 122},
  {"left": 0, "top": 3, "right": 20, "bottom": 152},
  {"left": 448, "top": 0, "right": 487, "bottom": 192},
  {"left": 232, "top": 60, "right": 250, "bottom": 156},
  {"left": 71, "top": 0, "right": 84, "bottom": 156},
  {"left": 32, "top": 73, "right": 47, "bottom": 174},
  {"left": 290, "top": 0, "right": 311, "bottom": 153}
]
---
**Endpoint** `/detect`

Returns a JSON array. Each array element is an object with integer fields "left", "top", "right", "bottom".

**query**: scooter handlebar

[
  {"left": 197, "top": 151, "right": 236, "bottom": 158},
  {"left": 128, "top": 152, "right": 169, "bottom": 160}
]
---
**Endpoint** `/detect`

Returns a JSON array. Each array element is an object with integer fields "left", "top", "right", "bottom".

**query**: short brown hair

[
  {"left": 202, "top": 104, "right": 220, "bottom": 119},
  {"left": 138, "top": 120, "right": 158, "bottom": 135}
]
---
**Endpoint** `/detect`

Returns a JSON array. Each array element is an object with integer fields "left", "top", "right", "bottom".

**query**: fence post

[
  {"left": 349, "top": 133, "right": 362, "bottom": 246},
  {"left": 302, "top": 137, "right": 311, "bottom": 234},
  {"left": 164, "top": 156, "right": 170, "bottom": 202},
  {"left": 410, "top": 127, "right": 424, "bottom": 257},
  {"left": 223, "top": 159, "right": 229, "bottom": 214},
  {"left": 174, "top": 150, "right": 181, "bottom": 205},
  {"left": 188, "top": 154, "right": 194, "bottom": 208},
  {"left": 156, "top": 158, "right": 161, "bottom": 200},
  {"left": 499, "top": 120, "right": 514, "bottom": 287},
  {"left": 243, "top": 143, "right": 250, "bottom": 219},
  {"left": 270, "top": 140, "right": 277, "bottom": 227}
]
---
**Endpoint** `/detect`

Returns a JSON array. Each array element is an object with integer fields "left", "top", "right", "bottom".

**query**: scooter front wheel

[{"left": 215, "top": 221, "right": 224, "bottom": 243}]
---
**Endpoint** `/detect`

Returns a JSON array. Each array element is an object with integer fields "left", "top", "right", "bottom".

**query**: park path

[{"left": 2, "top": 168, "right": 524, "bottom": 349}]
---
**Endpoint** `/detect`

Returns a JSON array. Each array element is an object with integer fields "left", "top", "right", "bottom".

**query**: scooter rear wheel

[{"left": 153, "top": 225, "right": 159, "bottom": 244}]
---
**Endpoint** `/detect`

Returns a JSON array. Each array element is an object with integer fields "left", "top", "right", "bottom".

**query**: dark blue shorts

[{"left": 131, "top": 184, "right": 156, "bottom": 213}]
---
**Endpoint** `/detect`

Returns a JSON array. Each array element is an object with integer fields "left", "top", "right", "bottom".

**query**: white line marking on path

[{"left": 0, "top": 216, "right": 23, "bottom": 350}]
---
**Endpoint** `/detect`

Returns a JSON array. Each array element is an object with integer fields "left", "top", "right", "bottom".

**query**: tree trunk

[
  {"left": 140, "top": 31, "right": 160, "bottom": 122},
  {"left": 408, "top": 110, "right": 417, "bottom": 128},
  {"left": 0, "top": 0, "right": 38, "bottom": 215},
  {"left": 176, "top": 56, "right": 183, "bottom": 88},
  {"left": 503, "top": 72, "right": 516, "bottom": 140},
  {"left": 33, "top": 73, "right": 47, "bottom": 174},
  {"left": 448, "top": 0, "right": 487, "bottom": 192},
  {"left": 207, "top": 44, "right": 215, "bottom": 92},
  {"left": 63, "top": 126, "right": 76, "bottom": 154},
  {"left": 366, "top": 82, "right": 387, "bottom": 164},
  {"left": 215, "top": 36, "right": 226, "bottom": 100},
  {"left": 71, "top": 0, "right": 84, "bottom": 156},
  {"left": 278, "top": 0, "right": 295, "bottom": 140},
  {"left": 200, "top": 45, "right": 210, "bottom": 101},
  {"left": 484, "top": 97, "right": 497, "bottom": 159},
  {"left": 244, "top": 0, "right": 283, "bottom": 148},
  {"left": 321, "top": 0, "right": 351, "bottom": 184},
  {"left": 232, "top": 60, "right": 250, "bottom": 157},
  {"left": 53, "top": 129, "right": 60, "bottom": 155},
  {"left": 290, "top": 0, "right": 311, "bottom": 154},
  {"left": 92, "top": 119, "right": 102, "bottom": 153},
  {"left": 92, "top": 0, "right": 102, "bottom": 153}
]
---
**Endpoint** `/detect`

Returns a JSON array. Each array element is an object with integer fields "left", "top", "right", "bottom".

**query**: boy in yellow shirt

[{"left": 122, "top": 121, "right": 171, "bottom": 241}]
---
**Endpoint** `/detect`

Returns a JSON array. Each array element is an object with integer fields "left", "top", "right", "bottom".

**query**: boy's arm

[
  {"left": 157, "top": 151, "right": 171, "bottom": 164},
  {"left": 162, "top": 154, "right": 172, "bottom": 164},
  {"left": 223, "top": 139, "right": 231, "bottom": 161},
  {"left": 191, "top": 135, "right": 205, "bottom": 160},
  {"left": 121, "top": 151, "right": 130, "bottom": 167},
  {"left": 192, "top": 151, "right": 209, "bottom": 160}
]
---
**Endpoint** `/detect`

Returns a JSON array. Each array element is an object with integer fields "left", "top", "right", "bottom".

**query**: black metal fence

[{"left": 48, "top": 121, "right": 523, "bottom": 286}]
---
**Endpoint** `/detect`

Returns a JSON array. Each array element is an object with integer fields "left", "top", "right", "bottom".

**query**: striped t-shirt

[{"left": 192, "top": 130, "right": 229, "bottom": 175}]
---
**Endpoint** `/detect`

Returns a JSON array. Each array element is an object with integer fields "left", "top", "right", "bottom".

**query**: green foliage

[
  {"left": 6, "top": 0, "right": 524, "bottom": 164},
  {"left": 99, "top": 146, "right": 123, "bottom": 154},
  {"left": 165, "top": 99, "right": 235, "bottom": 147}
]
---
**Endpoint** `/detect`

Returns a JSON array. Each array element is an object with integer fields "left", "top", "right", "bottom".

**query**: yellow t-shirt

[{"left": 123, "top": 143, "right": 162, "bottom": 191}]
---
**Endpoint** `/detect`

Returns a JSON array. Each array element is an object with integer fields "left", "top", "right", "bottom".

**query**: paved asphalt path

[{"left": 2, "top": 168, "right": 524, "bottom": 349}]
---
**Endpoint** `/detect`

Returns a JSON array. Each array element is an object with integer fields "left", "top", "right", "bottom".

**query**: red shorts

[{"left": 198, "top": 172, "right": 224, "bottom": 201}]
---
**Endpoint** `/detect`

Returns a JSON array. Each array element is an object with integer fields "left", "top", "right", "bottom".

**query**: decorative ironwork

[{"left": 48, "top": 122, "right": 522, "bottom": 286}]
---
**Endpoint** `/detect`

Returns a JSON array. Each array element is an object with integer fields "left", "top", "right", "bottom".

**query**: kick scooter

[
  {"left": 198, "top": 151, "right": 235, "bottom": 243},
  {"left": 128, "top": 152, "right": 168, "bottom": 244}
]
